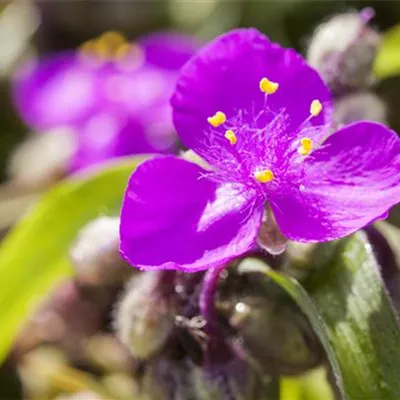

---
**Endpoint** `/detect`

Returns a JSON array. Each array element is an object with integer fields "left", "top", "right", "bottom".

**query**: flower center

[
  {"left": 78, "top": 31, "right": 144, "bottom": 69},
  {"left": 205, "top": 77, "right": 323, "bottom": 188}
]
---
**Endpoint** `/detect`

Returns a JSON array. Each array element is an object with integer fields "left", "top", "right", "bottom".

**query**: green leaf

[
  {"left": 280, "top": 368, "right": 335, "bottom": 400},
  {"left": 239, "top": 232, "right": 400, "bottom": 400},
  {"left": 0, "top": 156, "right": 144, "bottom": 365},
  {"left": 374, "top": 24, "right": 400, "bottom": 79},
  {"left": 298, "top": 368, "right": 335, "bottom": 400},
  {"left": 280, "top": 376, "right": 302, "bottom": 400}
]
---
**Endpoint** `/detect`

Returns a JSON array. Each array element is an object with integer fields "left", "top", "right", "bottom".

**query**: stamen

[
  {"left": 93, "top": 39, "right": 111, "bottom": 60},
  {"left": 116, "top": 44, "right": 145, "bottom": 71},
  {"left": 115, "top": 42, "right": 133, "bottom": 61},
  {"left": 78, "top": 40, "right": 105, "bottom": 66},
  {"left": 254, "top": 169, "right": 274, "bottom": 183},
  {"left": 78, "top": 31, "right": 132, "bottom": 63},
  {"left": 310, "top": 99, "right": 323, "bottom": 117},
  {"left": 98, "top": 31, "right": 126, "bottom": 49},
  {"left": 298, "top": 137, "right": 313, "bottom": 156},
  {"left": 224, "top": 129, "right": 237, "bottom": 145},
  {"left": 259, "top": 77, "right": 279, "bottom": 95},
  {"left": 79, "top": 40, "right": 95, "bottom": 54},
  {"left": 207, "top": 111, "right": 226, "bottom": 127}
]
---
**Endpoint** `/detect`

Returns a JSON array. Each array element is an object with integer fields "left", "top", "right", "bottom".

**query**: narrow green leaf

[
  {"left": 308, "top": 232, "right": 400, "bottom": 399},
  {"left": 280, "top": 376, "right": 301, "bottom": 400},
  {"left": 0, "top": 157, "right": 144, "bottom": 365},
  {"left": 374, "top": 24, "right": 400, "bottom": 79},
  {"left": 299, "top": 368, "right": 335, "bottom": 400},
  {"left": 280, "top": 368, "right": 334, "bottom": 400},
  {"left": 240, "top": 232, "right": 400, "bottom": 400}
]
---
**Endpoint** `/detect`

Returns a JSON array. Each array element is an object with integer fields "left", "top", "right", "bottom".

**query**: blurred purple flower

[
  {"left": 120, "top": 28, "right": 400, "bottom": 272},
  {"left": 12, "top": 31, "right": 198, "bottom": 172}
]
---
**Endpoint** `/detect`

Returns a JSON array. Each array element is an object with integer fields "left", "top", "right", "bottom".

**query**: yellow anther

[
  {"left": 79, "top": 40, "right": 97, "bottom": 55},
  {"left": 98, "top": 31, "right": 126, "bottom": 49},
  {"left": 79, "top": 31, "right": 131, "bottom": 62},
  {"left": 207, "top": 111, "right": 226, "bottom": 127},
  {"left": 115, "top": 42, "right": 133, "bottom": 61},
  {"left": 259, "top": 77, "right": 279, "bottom": 95},
  {"left": 298, "top": 137, "right": 313, "bottom": 156},
  {"left": 78, "top": 40, "right": 106, "bottom": 66},
  {"left": 224, "top": 129, "right": 237, "bottom": 145},
  {"left": 254, "top": 169, "right": 275, "bottom": 183},
  {"left": 117, "top": 43, "right": 145, "bottom": 71},
  {"left": 310, "top": 99, "right": 323, "bottom": 117},
  {"left": 92, "top": 39, "right": 112, "bottom": 60}
]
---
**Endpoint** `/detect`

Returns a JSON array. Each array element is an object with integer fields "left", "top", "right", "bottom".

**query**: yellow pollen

[
  {"left": 98, "top": 31, "right": 127, "bottom": 51},
  {"left": 254, "top": 169, "right": 275, "bottom": 183},
  {"left": 259, "top": 77, "right": 279, "bottom": 94},
  {"left": 78, "top": 31, "right": 136, "bottom": 63},
  {"left": 115, "top": 42, "right": 133, "bottom": 61},
  {"left": 207, "top": 111, "right": 226, "bottom": 127},
  {"left": 310, "top": 99, "right": 323, "bottom": 117},
  {"left": 93, "top": 39, "right": 112, "bottom": 59},
  {"left": 79, "top": 40, "right": 97, "bottom": 56},
  {"left": 298, "top": 137, "right": 313, "bottom": 156},
  {"left": 224, "top": 129, "right": 237, "bottom": 145}
]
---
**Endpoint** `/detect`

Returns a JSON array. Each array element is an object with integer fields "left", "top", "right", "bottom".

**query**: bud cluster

[
  {"left": 307, "top": 8, "right": 388, "bottom": 127},
  {"left": 111, "top": 256, "right": 325, "bottom": 399},
  {"left": 10, "top": 209, "right": 400, "bottom": 400}
]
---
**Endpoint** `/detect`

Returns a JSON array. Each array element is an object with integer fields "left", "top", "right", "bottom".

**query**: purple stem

[
  {"left": 199, "top": 267, "right": 223, "bottom": 332},
  {"left": 200, "top": 267, "right": 234, "bottom": 391}
]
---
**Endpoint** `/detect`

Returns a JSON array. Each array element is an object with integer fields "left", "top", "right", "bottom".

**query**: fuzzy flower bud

[
  {"left": 142, "top": 357, "right": 272, "bottom": 400},
  {"left": 218, "top": 259, "right": 323, "bottom": 375},
  {"left": 70, "top": 216, "right": 133, "bottom": 287},
  {"left": 85, "top": 334, "right": 136, "bottom": 373},
  {"left": 18, "top": 347, "right": 68, "bottom": 399},
  {"left": 54, "top": 392, "right": 104, "bottom": 400},
  {"left": 114, "top": 271, "right": 175, "bottom": 360},
  {"left": 333, "top": 91, "right": 388, "bottom": 127},
  {"left": 7, "top": 128, "right": 77, "bottom": 189},
  {"left": 13, "top": 281, "right": 103, "bottom": 359},
  {"left": 307, "top": 9, "right": 380, "bottom": 95}
]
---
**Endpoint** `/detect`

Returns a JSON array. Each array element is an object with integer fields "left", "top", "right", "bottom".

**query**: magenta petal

[
  {"left": 70, "top": 112, "right": 177, "bottom": 172},
  {"left": 270, "top": 122, "right": 400, "bottom": 242},
  {"left": 119, "top": 156, "right": 262, "bottom": 272},
  {"left": 171, "top": 28, "right": 331, "bottom": 154},
  {"left": 12, "top": 52, "right": 99, "bottom": 130},
  {"left": 139, "top": 32, "right": 199, "bottom": 70},
  {"left": 69, "top": 114, "right": 144, "bottom": 172}
]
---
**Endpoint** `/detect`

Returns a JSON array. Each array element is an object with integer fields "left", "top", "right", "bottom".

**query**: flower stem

[
  {"left": 199, "top": 266, "right": 233, "bottom": 372},
  {"left": 199, "top": 267, "right": 223, "bottom": 331}
]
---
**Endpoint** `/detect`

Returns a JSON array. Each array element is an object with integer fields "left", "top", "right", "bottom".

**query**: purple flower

[
  {"left": 12, "top": 31, "right": 198, "bottom": 172},
  {"left": 120, "top": 28, "right": 400, "bottom": 272}
]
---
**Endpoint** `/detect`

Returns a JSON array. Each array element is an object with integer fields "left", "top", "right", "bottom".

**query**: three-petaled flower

[
  {"left": 120, "top": 28, "right": 400, "bottom": 272},
  {"left": 12, "top": 31, "right": 198, "bottom": 171}
]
